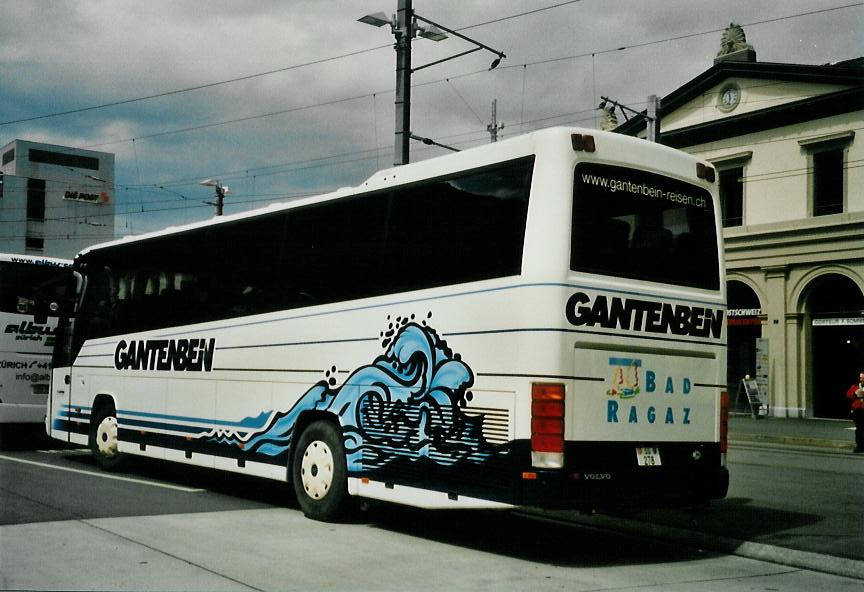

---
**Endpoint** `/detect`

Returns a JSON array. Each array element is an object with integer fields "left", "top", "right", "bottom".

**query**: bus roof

[{"left": 76, "top": 126, "right": 708, "bottom": 259}]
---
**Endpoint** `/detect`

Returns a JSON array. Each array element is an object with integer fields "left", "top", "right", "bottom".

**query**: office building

[{"left": 0, "top": 140, "right": 115, "bottom": 259}]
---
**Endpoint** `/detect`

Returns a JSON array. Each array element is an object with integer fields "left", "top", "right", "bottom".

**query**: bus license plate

[{"left": 636, "top": 447, "right": 661, "bottom": 466}]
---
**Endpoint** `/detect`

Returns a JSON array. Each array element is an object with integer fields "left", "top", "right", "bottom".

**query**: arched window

[
  {"left": 806, "top": 274, "right": 864, "bottom": 418},
  {"left": 727, "top": 281, "right": 762, "bottom": 409}
]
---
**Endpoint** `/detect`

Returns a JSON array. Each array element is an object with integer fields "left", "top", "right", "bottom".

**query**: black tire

[
  {"left": 291, "top": 420, "right": 349, "bottom": 521},
  {"left": 90, "top": 406, "right": 124, "bottom": 471}
]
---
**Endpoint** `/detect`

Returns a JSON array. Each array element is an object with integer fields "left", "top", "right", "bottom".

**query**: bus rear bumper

[
  {"left": 0, "top": 403, "right": 46, "bottom": 424},
  {"left": 518, "top": 465, "right": 729, "bottom": 509},
  {"left": 508, "top": 440, "right": 730, "bottom": 509}
]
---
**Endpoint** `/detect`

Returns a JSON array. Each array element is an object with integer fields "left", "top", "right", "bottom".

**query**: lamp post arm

[
  {"left": 412, "top": 47, "right": 482, "bottom": 72},
  {"left": 409, "top": 133, "right": 460, "bottom": 152},
  {"left": 413, "top": 14, "right": 506, "bottom": 60}
]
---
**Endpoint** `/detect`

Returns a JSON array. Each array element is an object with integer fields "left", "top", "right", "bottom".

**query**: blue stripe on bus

[
  {"left": 61, "top": 404, "right": 92, "bottom": 411},
  {"left": 116, "top": 408, "right": 271, "bottom": 429},
  {"left": 117, "top": 417, "right": 253, "bottom": 436},
  {"left": 60, "top": 405, "right": 271, "bottom": 430}
]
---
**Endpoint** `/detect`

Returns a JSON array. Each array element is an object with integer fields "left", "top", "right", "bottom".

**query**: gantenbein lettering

[
  {"left": 114, "top": 338, "right": 215, "bottom": 372},
  {"left": 566, "top": 292, "right": 723, "bottom": 339}
]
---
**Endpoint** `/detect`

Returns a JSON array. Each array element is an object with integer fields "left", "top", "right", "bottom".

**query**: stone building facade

[{"left": 616, "top": 27, "right": 863, "bottom": 417}]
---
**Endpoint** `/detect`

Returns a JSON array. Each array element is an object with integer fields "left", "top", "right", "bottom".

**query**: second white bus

[
  {"left": 47, "top": 127, "right": 728, "bottom": 520},
  {"left": 1, "top": 253, "right": 72, "bottom": 426}
]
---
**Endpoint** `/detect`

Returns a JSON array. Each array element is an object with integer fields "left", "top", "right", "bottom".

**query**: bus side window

[
  {"left": 80, "top": 267, "right": 118, "bottom": 339},
  {"left": 283, "top": 209, "right": 320, "bottom": 307}
]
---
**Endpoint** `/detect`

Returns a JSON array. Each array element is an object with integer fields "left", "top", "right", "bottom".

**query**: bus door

[{"left": 37, "top": 273, "right": 79, "bottom": 441}]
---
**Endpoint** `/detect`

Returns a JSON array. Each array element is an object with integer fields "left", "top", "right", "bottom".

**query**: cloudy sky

[{"left": 1, "top": 0, "right": 861, "bottom": 237}]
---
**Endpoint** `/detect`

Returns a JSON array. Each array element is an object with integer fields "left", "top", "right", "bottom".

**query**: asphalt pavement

[
  {"left": 527, "top": 413, "right": 864, "bottom": 580},
  {"left": 3, "top": 415, "right": 862, "bottom": 582}
]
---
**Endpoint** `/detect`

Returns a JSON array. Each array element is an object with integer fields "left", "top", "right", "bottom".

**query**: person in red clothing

[{"left": 846, "top": 372, "right": 864, "bottom": 453}]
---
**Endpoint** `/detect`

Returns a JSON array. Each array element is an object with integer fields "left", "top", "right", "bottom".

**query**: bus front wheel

[
  {"left": 291, "top": 420, "right": 349, "bottom": 521},
  {"left": 90, "top": 407, "right": 124, "bottom": 471}
]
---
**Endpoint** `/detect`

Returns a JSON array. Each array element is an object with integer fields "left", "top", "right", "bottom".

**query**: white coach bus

[
  {"left": 0, "top": 254, "right": 72, "bottom": 425},
  {"left": 46, "top": 128, "right": 728, "bottom": 520}
]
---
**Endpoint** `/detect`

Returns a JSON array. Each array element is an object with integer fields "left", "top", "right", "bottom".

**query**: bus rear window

[{"left": 571, "top": 162, "right": 719, "bottom": 290}]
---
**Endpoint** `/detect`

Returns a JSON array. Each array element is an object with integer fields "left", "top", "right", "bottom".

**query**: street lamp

[
  {"left": 199, "top": 179, "right": 229, "bottom": 216},
  {"left": 358, "top": 12, "right": 391, "bottom": 27},
  {"left": 417, "top": 24, "right": 447, "bottom": 42},
  {"left": 359, "top": 0, "right": 506, "bottom": 166}
]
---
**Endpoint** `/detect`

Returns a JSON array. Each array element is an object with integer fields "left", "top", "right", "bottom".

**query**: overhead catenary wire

[
  {"left": 5, "top": 129, "right": 859, "bottom": 230},
  {"left": 445, "top": 79, "right": 485, "bottom": 125},
  {"left": 0, "top": 0, "right": 587, "bottom": 129},
  {"left": 11, "top": 160, "right": 861, "bottom": 238},
  {"left": 54, "top": 4, "right": 855, "bottom": 161},
  {"left": 5, "top": 160, "right": 863, "bottom": 242},
  {"left": 2, "top": 3, "right": 859, "bottom": 238},
  {"left": 3, "top": 2, "right": 859, "bottom": 133},
  {"left": 4, "top": 110, "right": 860, "bottom": 203},
  {"left": 1, "top": 2, "right": 852, "bottom": 175},
  {"left": 0, "top": 45, "right": 392, "bottom": 128},
  {"left": 6, "top": 117, "right": 857, "bottom": 218}
]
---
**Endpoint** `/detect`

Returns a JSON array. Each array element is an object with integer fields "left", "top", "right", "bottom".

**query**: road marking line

[
  {"left": 36, "top": 448, "right": 89, "bottom": 454},
  {"left": 0, "top": 454, "right": 205, "bottom": 492}
]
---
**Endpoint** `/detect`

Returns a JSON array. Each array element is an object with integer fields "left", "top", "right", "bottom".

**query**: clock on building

[{"left": 718, "top": 83, "right": 741, "bottom": 112}]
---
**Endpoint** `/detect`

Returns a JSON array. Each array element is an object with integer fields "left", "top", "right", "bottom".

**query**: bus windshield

[
  {"left": 0, "top": 259, "right": 72, "bottom": 316},
  {"left": 571, "top": 162, "right": 719, "bottom": 290}
]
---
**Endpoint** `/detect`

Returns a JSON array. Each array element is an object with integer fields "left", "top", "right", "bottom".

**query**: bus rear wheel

[
  {"left": 292, "top": 420, "right": 349, "bottom": 521},
  {"left": 90, "top": 407, "right": 124, "bottom": 471}
]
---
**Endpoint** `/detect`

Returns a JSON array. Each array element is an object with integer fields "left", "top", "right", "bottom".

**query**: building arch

[
  {"left": 726, "top": 279, "right": 765, "bottom": 411},
  {"left": 796, "top": 271, "right": 864, "bottom": 418},
  {"left": 726, "top": 272, "right": 766, "bottom": 307},
  {"left": 790, "top": 265, "right": 864, "bottom": 314}
]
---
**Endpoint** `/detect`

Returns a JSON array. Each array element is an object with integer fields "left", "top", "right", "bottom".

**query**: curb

[
  {"left": 519, "top": 509, "right": 864, "bottom": 580},
  {"left": 729, "top": 433, "right": 854, "bottom": 451}
]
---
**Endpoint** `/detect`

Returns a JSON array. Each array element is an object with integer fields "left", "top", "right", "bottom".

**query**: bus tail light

[
  {"left": 531, "top": 383, "right": 565, "bottom": 469},
  {"left": 720, "top": 391, "right": 729, "bottom": 456}
]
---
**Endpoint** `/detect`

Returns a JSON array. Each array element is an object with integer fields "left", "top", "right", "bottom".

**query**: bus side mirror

[
  {"left": 33, "top": 298, "right": 49, "bottom": 325},
  {"left": 33, "top": 272, "right": 77, "bottom": 324},
  {"left": 33, "top": 300, "right": 59, "bottom": 325}
]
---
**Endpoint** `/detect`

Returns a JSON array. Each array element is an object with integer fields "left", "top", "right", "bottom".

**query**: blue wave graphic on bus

[{"left": 207, "top": 319, "right": 499, "bottom": 472}]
